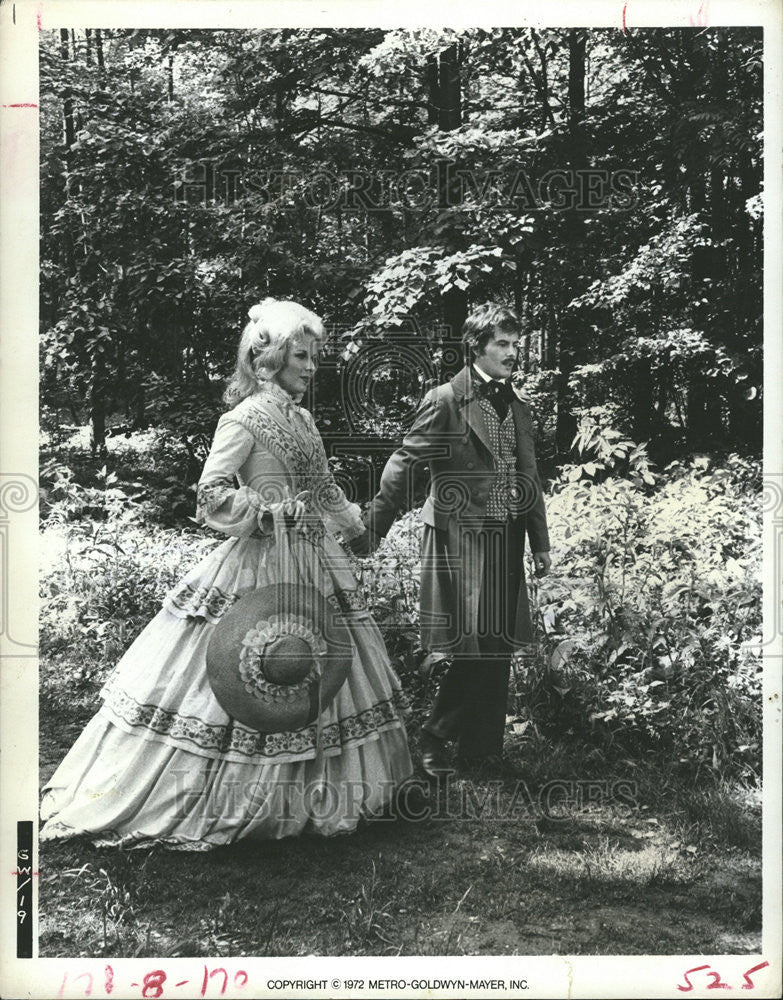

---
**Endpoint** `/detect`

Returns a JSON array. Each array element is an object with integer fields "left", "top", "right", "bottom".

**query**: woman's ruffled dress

[{"left": 40, "top": 382, "right": 413, "bottom": 850}]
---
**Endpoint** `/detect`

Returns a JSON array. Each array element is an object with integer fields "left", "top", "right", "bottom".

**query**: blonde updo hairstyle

[{"left": 224, "top": 298, "right": 326, "bottom": 405}]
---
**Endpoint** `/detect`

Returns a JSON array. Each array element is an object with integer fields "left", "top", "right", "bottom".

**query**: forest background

[{"left": 37, "top": 26, "right": 765, "bottom": 958}]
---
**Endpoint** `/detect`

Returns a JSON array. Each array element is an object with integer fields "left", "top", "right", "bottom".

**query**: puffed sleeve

[{"left": 195, "top": 416, "right": 281, "bottom": 538}]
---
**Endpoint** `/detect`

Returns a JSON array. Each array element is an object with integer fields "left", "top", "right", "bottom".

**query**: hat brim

[{"left": 206, "top": 583, "right": 353, "bottom": 734}]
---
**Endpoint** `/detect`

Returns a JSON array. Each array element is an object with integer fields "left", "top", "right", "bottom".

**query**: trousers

[{"left": 422, "top": 517, "right": 525, "bottom": 759}]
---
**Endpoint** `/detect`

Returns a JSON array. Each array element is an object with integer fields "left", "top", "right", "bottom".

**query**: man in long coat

[{"left": 353, "top": 304, "right": 551, "bottom": 778}]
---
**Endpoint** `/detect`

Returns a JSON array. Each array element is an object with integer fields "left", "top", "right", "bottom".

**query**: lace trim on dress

[
  {"left": 228, "top": 393, "right": 312, "bottom": 476},
  {"left": 224, "top": 391, "right": 361, "bottom": 541},
  {"left": 256, "top": 380, "right": 301, "bottom": 410},
  {"left": 195, "top": 477, "right": 236, "bottom": 521},
  {"left": 164, "top": 583, "right": 367, "bottom": 622},
  {"left": 40, "top": 820, "right": 217, "bottom": 852},
  {"left": 100, "top": 682, "right": 409, "bottom": 760},
  {"left": 164, "top": 583, "right": 242, "bottom": 621}
]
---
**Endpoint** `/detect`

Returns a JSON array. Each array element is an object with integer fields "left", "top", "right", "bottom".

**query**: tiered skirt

[{"left": 40, "top": 527, "right": 412, "bottom": 850}]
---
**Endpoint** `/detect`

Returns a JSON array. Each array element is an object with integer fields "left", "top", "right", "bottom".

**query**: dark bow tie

[
  {"left": 477, "top": 378, "right": 513, "bottom": 401},
  {"left": 475, "top": 377, "right": 514, "bottom": 420}
]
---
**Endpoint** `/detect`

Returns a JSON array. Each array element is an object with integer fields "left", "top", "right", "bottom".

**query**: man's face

[{"left": 474, "top": 328, "right": 520, "bottom": 379}]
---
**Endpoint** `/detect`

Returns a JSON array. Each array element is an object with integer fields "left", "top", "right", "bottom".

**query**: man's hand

[
  {"left": 532, "top": 551, "right": 551, "bottom": 577},
  {"left": 347, "top": 527, "right": 381, "bottom": 556}
]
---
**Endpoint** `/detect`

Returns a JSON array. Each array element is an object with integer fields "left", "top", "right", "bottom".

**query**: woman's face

[{"left": 273, "top": 334, "right": 320, "bottom": 399}]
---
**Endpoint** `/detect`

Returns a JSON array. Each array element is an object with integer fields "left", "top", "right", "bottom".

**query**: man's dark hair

[{"left": 461, "top": 303, "right": 522, "bottom": 358}]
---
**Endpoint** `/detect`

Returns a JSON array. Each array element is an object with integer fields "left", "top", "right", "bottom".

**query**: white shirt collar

[{"left": 473, "top": 363, "right": 507, "bottom": 384}]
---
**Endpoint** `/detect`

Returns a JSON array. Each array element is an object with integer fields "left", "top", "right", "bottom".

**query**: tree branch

[
  {"left": 285, "top": 110, "right": 418, "bottom": 143},
  {"left": 622, "top": 30, "right": 679, "bottom": 108}
]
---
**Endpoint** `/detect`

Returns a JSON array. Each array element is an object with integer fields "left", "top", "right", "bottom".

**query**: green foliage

[
  {"left": 566, "top": 410, "right": 657, "bottom": 485},
  {"left": 522, "top": 455, "right": 762, "bottom": 780},
  {"left": 40, "top": 27, "right": 762, "bottom": 458},
  {"left": 366, "top": 457, "right": 761, "bottom": 781},
  {"left": 40, "top": 470, "right": 215, "bottom": 697}
]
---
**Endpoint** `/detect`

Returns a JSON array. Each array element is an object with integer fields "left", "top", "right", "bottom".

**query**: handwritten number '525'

[{"left": 677, "top": 962, "right": 770, "bottom": 992}]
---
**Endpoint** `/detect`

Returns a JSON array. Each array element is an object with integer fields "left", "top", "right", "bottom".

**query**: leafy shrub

[
  {"left": 40, "top": 424, "right": 201, "bottom": 529},
  {"left": 522, "top": 454, "right": 762, "bottom": 780},
  {"left": 566, "top": 410, "right": 657, "bottom": 485},
  {"left": 364, "top": 455, "right": 761, "bottom": 780},
  {"left": 40, "top": 473, "right": 217, "bottom": 702},
  {"left": 39, "top": 452, "right": 761, "bottom": 781}
]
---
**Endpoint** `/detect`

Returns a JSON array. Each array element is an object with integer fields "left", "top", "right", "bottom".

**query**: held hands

[
  {"left": 532, "top": 551, "right": 551, "bottom": 577},
  {"left": 347, "top": 526, "right": 381, "bottom": 557},
  {"left": 347, "top": 512, "right": 381, "bottom": 556}
]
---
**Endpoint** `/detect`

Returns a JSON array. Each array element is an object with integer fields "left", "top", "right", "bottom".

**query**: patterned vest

[{"left": 476, "top": 395, "right": 518, "bottom": 519}]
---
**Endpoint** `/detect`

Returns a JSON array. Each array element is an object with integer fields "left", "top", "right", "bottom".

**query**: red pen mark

[
  {"left": 202, "top": 966, "right": 228, "bottom": 995},
  {"left": 235, "top": 972, "right": 249, "bottom": 988},
  {"left": 37, "top": 2, "right": 42, "bottom": 30},
  {"left": 176, "top": 981, "right": 190, "bottom": 987},
  {"left": 75, "top": 972, "right": 94, "bottom": 996},
  {"left": 142, "top": 971, "right": 167, "bottom": 998},
  {"left": 677, "top": 963, "right": 771, "bottom": 993},
  {"left": 2, "top": 103, "right": 39, "bottom": 109},
  {"left": 678, "top": 965, "right": 712, "bottom": 992},
  {"left": 104, "top": 965, "right": 114, "bottom": 994},
  {"left": 689, "top": 1, "right": 709, "bottom": 27},
  {"left": 741, "top": 961, "right": 770, "bottom": 989},
  {"left": 622, "top": 2, "right": 628, "bottom": 35},
  {"left": 705, "top": 969, "right": 732, "bottom": 990}
]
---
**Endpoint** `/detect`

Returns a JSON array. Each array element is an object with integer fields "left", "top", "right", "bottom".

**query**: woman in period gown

[{"left": 40, "top": 299, "right": 413, "bottom": 850}]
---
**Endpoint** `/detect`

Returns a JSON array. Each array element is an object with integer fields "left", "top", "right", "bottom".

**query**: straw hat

[{"left": 206, "top": 583, "right": 353, "bottom": 733}]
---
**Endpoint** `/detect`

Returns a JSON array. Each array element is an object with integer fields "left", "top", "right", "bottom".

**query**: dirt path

[{"left": 38, "top": 709, "right": 761, "bottom": 958}]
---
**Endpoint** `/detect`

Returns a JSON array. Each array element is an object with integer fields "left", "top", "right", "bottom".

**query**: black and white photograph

[{"left": 0, "top": 0, "right": 781, "bottom": 997}]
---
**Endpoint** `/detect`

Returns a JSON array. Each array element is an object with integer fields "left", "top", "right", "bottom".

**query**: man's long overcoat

[{"left": 366, "top": 366, "right": 550, "bottom": 657}]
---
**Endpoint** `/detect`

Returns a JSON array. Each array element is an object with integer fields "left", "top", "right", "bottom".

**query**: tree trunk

[
  {"left": 555, "top": 29, "right": 587, "bottom": 456},
  {"left": 531, "top": 29, "right": 555, "bottom": 132},
  {"left": 59, "top": 29, "right": 76, "bottom": 274},
  {"left": 134, "top": 382, "right": 147, "bottom": 428},
  {"left": 686, "top": 378, "right": 711, "bottom": 449},
  {"left": 431, "top": 44, "right": 466, "bottom": 378},
  {"left": 631, "top": 362, "right": 655, "bottom": 442},
  {"left": 90, "top": 353, "right": 107, "bottom": 457},
  {"left": 434, "top": 47, "right": 466, "bottom": 362},
  {"left": 95, "top": 29, "right": 105, "bottom": 76},
  {"left": 60, "top": 30, "right": 76, "bottom": 154},
  {"left": 568, "top": 30, "right": 586, "bottom": 126},
  {"left": 438, "top": 44, "right": 462, "bottom": 131},
  {"left": 426, "top": 54, "right": 439, "bottom": 125}
]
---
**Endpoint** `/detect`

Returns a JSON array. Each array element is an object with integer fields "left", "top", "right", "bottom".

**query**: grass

[
  {"left": 37, "top": 436, "right": 764, "bottom": 957},
  {"left": 39, "top": 690, "right": 762, "bottom": 958}
]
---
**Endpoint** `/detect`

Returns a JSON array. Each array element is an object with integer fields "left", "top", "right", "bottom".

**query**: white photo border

[{"left": 1, "top": 1, "right": 780, "bottom": 997}]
